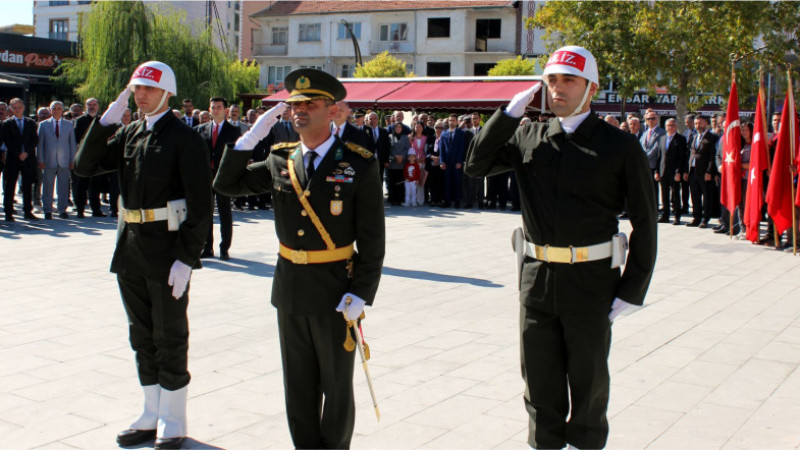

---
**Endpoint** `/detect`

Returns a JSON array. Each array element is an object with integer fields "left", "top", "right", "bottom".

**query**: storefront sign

[{"left": 0, "top": 49, "right": 65, "bottom": 72}]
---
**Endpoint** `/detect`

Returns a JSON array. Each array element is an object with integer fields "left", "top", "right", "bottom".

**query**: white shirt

[
  {"left": 331, "top": 122, "right": 345, "bottom": 138},
  {"left": 145, "top": 109, "right": 170, "bottom": 131},
  {"left": 558, "top": 110, "right": 591, "bottom": 134},
  {"left": 301, "top": 133, "right": 336, "bottom": 170}
]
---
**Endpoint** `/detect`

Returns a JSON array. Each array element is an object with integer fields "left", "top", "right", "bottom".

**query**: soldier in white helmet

[
  {"left": 74, "top": 61, "right": 212, "bottom": 449},
  {"left": 465, "top": 46, "right": 657, "bottom": 448}
]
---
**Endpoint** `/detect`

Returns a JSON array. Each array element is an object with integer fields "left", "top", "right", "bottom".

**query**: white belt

[
  {"left": 525, "top": 240, "right": 613, "bottom": 264},
  {"left": 122, "top": 207, "right": 169, "bottom": 223}
]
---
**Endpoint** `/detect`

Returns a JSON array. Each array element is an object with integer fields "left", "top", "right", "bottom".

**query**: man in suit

[
  {"left": 686, "top": 115, "right": 718, "bottom": 228},
  {"left": 213, "top": 68, "right": 385, "bottom": 449},
  {"left": 439, "top": 113, "right": 469, "bottom": 207},
  {"left": 655, "top": 118, "right": 688, "bottom": 224},
  {"left": 627, "top": 114, "right": 643, "bottom": 140},
  {"left": 181, "top": 98, "right": 197, "bottom": 128},
  {"left": 641, "top": 110, "right": 666, "bottom": 210},
  {"left": 331, "top": 101, "right": 371, "bottom": 151},
  {"left": 386, "top": 110, "right": 411, "bottom": 135},
  {"left": 681, "top": 114, "right": 696, "bottom": 215},
  {"left": 72, "top": 98, "right": 105, "bottom": 218},
  {"left": 228, "top": 104, "right": 249, "bottom": 134},
  {"left": 364, "top": 111, "right": 391, "bottom": 189},
  {"left": 195, "top": 97, "right": 241, "bottom": 260},
  {"left": 1, "top": 98, "right": 39, "bottom": 221},
  {"left": 37, "top": 101, "right": 77, "bottom": 219}
]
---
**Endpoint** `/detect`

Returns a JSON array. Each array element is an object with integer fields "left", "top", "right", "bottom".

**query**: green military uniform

[
  {"left": 465, "top": 109, "right": 657, "bottom": 449},
  {"left": 213, "top": 68, "right": 385, "bottom": 448},
  {"left": 74, "top": 112, "right": 212, "bottom": 391}
]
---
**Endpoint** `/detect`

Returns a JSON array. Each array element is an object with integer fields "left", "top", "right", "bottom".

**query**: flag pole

[
  {"left": 730, "top": 63, "right": 735, "bottom": 239},
  {"left": 788, "top": 69, "right": 797, "bottom": 256}
]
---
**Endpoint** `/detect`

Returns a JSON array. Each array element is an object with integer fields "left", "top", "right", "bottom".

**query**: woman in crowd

[
  {"left": 737, "top": 121, "right": 753, "bottom": 239},
  {"left": 388, "top": 122, "right": 410, "bottom": 206},
  {"left": 409, "top": 121, "right": 432, "bottom": 206},
  {"left": 426, "top": 120, "right": 446, "bottom": 206}
]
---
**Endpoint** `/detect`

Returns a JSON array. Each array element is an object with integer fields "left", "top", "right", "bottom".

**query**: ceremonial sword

[{"left": 344, "top": 297, "right": 381, "bottom": 421}]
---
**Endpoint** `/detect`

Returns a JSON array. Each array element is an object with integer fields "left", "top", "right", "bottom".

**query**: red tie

[
  {"left": 335, "top": 126, "right": 340, "bottom": 137},
  {"left": 212, "top": 123, "right": 219, "bottom": 148},
  {"left": 55, "top": 120, "right": 59, "bottom": 138}
]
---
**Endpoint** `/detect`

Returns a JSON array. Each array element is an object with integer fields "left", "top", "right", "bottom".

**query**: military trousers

[
  {"left": 277, "top": 310, "right": 356, "bottom": 449},
  {"left": 520, "top": 304, "right": 611, "bottom": 449},
  {"left": 117, "top": 274, "right": 191, "bottom": 391}
]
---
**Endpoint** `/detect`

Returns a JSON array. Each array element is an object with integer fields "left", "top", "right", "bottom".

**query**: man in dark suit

[
  {"left": 686, "top": 115, "right": 718, "bottom": 228},
  {"left": 195, "top": 97, "right": 241, "bottom": 260},
  {"left": 72, "top": 98, "right": 106, "bottom": 218},
  {"left": 656, "top": 118, "right": 688, "bottom": 224},
  {"left": 181, "top": 98, "right": 197, "bottom": 128},
  {"left": 1, "top": 98, "right": 39, "bottom": 221},
  {"left": 681, "top": 114, "right": 696, "bottom": 214},
  {"left": 364, "top": 111, "right": 391, "bottom": 188},
  {"left": 439, "top": 113, "right": 469, "bottom": 207},
  {"left": 386, "top": 110, "right": 411, "bottom": 135},
  {"left": 331, "top": 101, "right": 370, "bottom": 150}
]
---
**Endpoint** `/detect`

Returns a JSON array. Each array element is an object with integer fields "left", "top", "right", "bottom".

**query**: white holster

[
  {"left": 511, "top": 227, "right": 526, "bottom": 289},
  {"left": 166, "top": 198, "right": 188, "bottom": 231},
  {"left": 611, "top": 232, "right": 629, "bottom": 269}
]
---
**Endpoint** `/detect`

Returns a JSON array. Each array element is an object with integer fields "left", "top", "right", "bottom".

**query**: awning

[
  {"left": 262, "top": 81, "right": 409, "bottom": 109},
  {"left": 261, "top": 78, "right": 545, "bottom": 112},
  {"left": 377, "top": 81, "right": 543, "bottom": 112}
]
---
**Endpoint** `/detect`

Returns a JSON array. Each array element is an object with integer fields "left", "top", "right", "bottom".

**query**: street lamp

[{"left": 341, "top": 19, "right": 363, "bottom": 72}]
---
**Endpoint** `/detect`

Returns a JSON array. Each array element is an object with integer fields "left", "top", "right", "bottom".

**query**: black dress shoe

[
  {"left": 698, "top": 221, "right": 710, "bottom": 229},
  {"left": 77, "top": 211, "right": 85, "bottom": 218},
  {"left": 200, "top": 250, "right": 214, "bottom": 258},
  {"left": 45, "top": 213, "right": 53, "bottom": 220},
  {"left": 92, "top": 211, "right": 107, "bottom": 217},
  {"left": 712, "top": 224, "right": 724, "bottom": 231},
  {"left": 714, "top": 227, "right": 730, "bottom": 234},
  {"left": 59, "top": 213, "right": 69, "bottom": 219},
  {"left": 672, "top": 219, "right": 681, "bottom": 225},
  {"left": 220, "top": 250, "right": 230, "bottom": 261},
  {"left": 116, "top": 428, "right": 156, "bottom": 447},
  {"left": 154, "top": 436, "right": 185, "bottom": 449},
  {"left": 686, "top": 220, "right": 701, "bottom": 227},
  {"left": 5, "top": 214, "right": 14, "bottom": 222},
  {"left": 24, "top": 213, "right": 40, "bottom": 221},
  {"left": 657, "top": 216, "right": 670, "bottom": 223}
]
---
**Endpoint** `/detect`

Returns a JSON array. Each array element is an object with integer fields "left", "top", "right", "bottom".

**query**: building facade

[{"left": 250, "top": 1, "right": 521, "bottom": 90}]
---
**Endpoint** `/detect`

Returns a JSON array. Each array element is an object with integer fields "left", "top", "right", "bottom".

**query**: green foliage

[
  {"left": 354, "top": 51, "right": 414, "bottom": 78},
  {"left": 55, "top": 1, "right": 258, "bottom": 108},
  {"left": 530, "top": 1, "right": 795, "bottom": 119},
  {"left": 487, "top": 56, "right": 535, "bottom": 76}
]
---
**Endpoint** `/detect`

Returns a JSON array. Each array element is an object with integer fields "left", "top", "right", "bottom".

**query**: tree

[
  {"left": 354, "top": 51, "right": 414, "bottom": 78},
  {"left": 531, "top": 1, "right": 772, "bottom": 124},
  {"left": 56, "top": 1, "right": 258, "bottom": 108},
  {"left": 487, "top": 56, "right": 535, "bottom": 76}
]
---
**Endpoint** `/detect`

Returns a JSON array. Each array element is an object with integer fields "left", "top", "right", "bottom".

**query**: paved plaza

[{"left": 1, "top": 205, "right": 800, "bottom": 449}]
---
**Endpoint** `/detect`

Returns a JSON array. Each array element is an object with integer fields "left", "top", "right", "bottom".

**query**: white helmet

[
  {"left": 128, "top": 61, "right": 177, "bottom": 96},
  {"left": 542, "top": 45, "right": 598, "bottom": 86}
]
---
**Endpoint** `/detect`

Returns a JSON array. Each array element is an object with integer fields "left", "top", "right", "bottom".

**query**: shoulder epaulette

[
  {"left": 345, "top": 141, "right": 373, "bottom": 159},
  {"left": 271, "top": 141, "right": 300, "bottom": 151}
]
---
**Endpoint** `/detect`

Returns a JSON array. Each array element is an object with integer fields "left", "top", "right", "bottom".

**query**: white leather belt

[
  {"left": 122, "top": 207, "right": 169, "bottom": 223},
  {"left": 526, "top": 240, "right": 613, "bottom": 264}
]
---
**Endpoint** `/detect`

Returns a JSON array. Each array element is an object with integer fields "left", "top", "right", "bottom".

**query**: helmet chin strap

[
  {"left": 144, "top": 91, "right": 171, "bottom": 117},
  {"left": 567, "top": 82, "right": 593, "bottom": 118}
]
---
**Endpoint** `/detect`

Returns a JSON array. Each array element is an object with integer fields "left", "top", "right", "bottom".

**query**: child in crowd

[{"left": 403, "top": 149, "right": 421, "bottom": 207}]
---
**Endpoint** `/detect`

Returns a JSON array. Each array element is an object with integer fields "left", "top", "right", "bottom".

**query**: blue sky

[{"left": 1, "top": 0, "right": 34, "bottom": 27}]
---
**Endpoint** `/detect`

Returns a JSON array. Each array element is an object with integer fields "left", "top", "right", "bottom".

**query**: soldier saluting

[
  {"left": 465, "top": 46, "right": 657, "bottom": 449},
  {"left": 213, "top": 68, "right": 385, "bottom": 449},
  {"left": 74, "top": 61, "right": 212, "bottom": 449}
]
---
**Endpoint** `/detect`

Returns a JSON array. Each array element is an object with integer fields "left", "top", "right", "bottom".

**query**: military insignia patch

[
  {"left": 345, "top": 141, "right": 373, "bottom": 158},
  {"left": 330, "top": 200, "right": 343, "bottom": 216},
  {"left": 344, "top": 167, "right": 356, "bottom": 176},
  {"left": 296, "top": 76, "right": 311, "bottom": 90},
  {"left": 338, "top": 162, "right": 351, "bottom": 168}
]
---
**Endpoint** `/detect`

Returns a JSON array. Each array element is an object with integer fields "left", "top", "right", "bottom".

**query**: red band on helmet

[
  {"left": 545, "top": 51, "right": 586, "bottom": 71},
  {"left": 132, "top": 66, "right": 163, "bottom": 83}
]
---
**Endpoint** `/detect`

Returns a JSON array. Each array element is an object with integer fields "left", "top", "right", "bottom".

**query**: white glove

[
  {"left": 99, "top": 88, "right": 131, "bottom": 126},
  {"left": 608, "top": 297, "right": 640, "bottom": 322},
  {"left": 234, "top": 102, "right": 287, "bottom": 151},
  {"left": 505, "top": 83, "right": 542, "bottom": 119},
  {"left": 336, "top": 293, "right": 366, "bottom": 321},
  {"left": 167, "top": 260, "right": 192, "bottom": 299}
]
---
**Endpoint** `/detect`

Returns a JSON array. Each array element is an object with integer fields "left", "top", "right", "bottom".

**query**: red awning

[
  {"left": 262, "top": 82, "right": 409, "bottom": 109},
  {"left": 376, "top": 81, "right": 544, "bottom": 112}
]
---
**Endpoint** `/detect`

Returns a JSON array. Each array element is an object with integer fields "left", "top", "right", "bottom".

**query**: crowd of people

[{"left": 603, "top": 108, "right": 798, "bottom": 252}]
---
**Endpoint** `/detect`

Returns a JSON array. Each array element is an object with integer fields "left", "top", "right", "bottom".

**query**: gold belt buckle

[
  {"left": 290, "top": 249, "right": 308, "bottom": 264},
  {"left": 143, "top": 209, "right": 155, "bottom": 222},
  {"left": 545, "top": 245, "right": 573, "bottom": 264},
  {"left": 125, "top": 209, "right": 142, "bottom": 223}
]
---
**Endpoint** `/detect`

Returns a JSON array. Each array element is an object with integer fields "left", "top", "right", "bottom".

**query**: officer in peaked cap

[
  {"left": 465, "top": 46, "right": 657, "bottom": 449},
  {"left": 213, "top": 68, "right": 385, "bottom": 449}
]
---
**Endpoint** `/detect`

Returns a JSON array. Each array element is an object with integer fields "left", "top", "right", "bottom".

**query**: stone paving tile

[{"left": 3, "top": 207, "right": 800, "bottom": 448}]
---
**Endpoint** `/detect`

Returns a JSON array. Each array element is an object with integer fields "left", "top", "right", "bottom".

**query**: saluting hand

[
  {"left": 100, "top": 88, "right": 131, "bottom": 126},
  {"left": 234, "top": 102, "right": 287, "bottom": 151},
  {"left": 506, "top": 83, "right": 542, "bottom": 119}
]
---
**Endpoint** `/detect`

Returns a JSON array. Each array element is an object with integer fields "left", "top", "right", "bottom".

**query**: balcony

[
  {"left": 48, "top": 32, "right": 68, "bottom": 40},
  {"left": 370, "top": 41, "right": 414, "bottom": 54},
  {"left": 253, "top": 43, "right": 288, "bottom": 57}
]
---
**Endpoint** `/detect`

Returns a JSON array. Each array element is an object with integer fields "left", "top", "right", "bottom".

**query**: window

[
  {"left": 233, "top": 13, "right": 239, "bottom": 32},
  {"left": 476, "top": 19, "right": 501, "bottom": 38},
  {"left": 427, "top": 62, "right": 450, "bottom": 77},
  {"left": 49, "top": 19, "right": 68, "bottom": 40},
  {"left": 427, "top": 18, "right": 450, "bottom": 38},
  {"left": 49, "top": 1, "right": 68, "bottom": 6},
  {"left": 379, "top": 23, "right": 408, "bottom": 41},
  {"left": 474, "top": 63, "right": 494, "bottom": 76},
  {"left": 77, "top": 1, "right": 92, "bottom": 4},
  {"left": 341, "top": 65, "right": 355, "bottom": 78},
  {"left": 299, "top": 65, "right": 323, "bottom": 70},
  {"left": 267, "top": 65, "right": 292, "bottom": 85},
  {"left": 337, "top": 22, "right": 361, "bottom": 40},
  {"left": 299, "top": 23, "right": 321, "bottom": 42},
  {"left": 272, "top": 27, "right": 287, "bottom": 44}
]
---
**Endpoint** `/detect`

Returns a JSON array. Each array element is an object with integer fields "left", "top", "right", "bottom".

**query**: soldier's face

[
  {"left": 133, "top": 86, "right": 167, "bottom": 115},
  {"left": 291, "top": 99, "right": 338, "bottom": 134},
  {"left": 545, "top": 74, "right": 596, "bottom": 118}
]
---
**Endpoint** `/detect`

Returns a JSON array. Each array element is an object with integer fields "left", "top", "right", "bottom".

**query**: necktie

[
  {"left": 306, "top": 151, "right": 318, "bottom": 179},
  {"left": 335, "top": 126, "right": 341, "bottom": 137},
  {"left": 373, "top": 127, "right": 379, "bottom": 142},
  {"left": 285, "top": 121, "right": 291, "bottom": 133},
  {"left": 55, "top": 120, "right": 60, "bottom": 138},
  {"left": 17, "top": 118, "right": 23, "bottom": 132},
  {"left": 212, "top": 123, "right": 219, "bottom": 148}
]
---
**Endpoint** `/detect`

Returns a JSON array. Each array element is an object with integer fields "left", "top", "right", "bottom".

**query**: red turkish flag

[
  {"left": 766, "top": 84, "right": 800, "bottom": 236},
  {"left": 721, "top": 76, "right": 742, "bottom": 213},
  {"left": 744, "top": 88, "right": 769, "bottom": 243}
]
